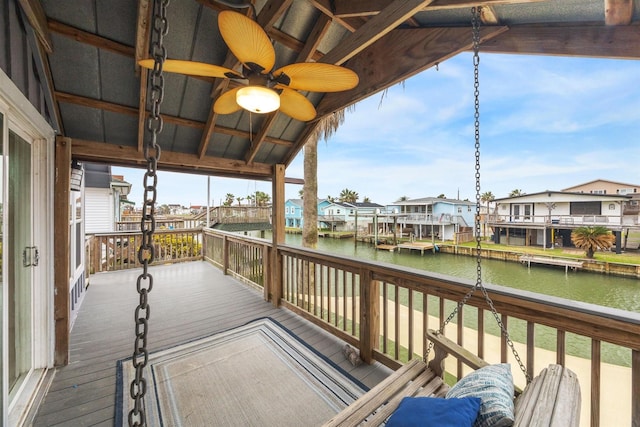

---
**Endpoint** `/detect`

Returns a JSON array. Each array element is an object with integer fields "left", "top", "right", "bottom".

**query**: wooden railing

[
  {"left": 202, "top": 228, "right": 640, "bottom": 427},
  {"left": 87, "top": 228, "right": 203, "bottom": 272}
]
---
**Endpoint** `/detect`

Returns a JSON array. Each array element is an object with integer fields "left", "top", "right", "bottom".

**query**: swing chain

[
  {"left": 129, "top": 1, "right": 169, "bottom": 426},
  {"left": 424, "top": 7, "right": 531, "bottom": 385}
]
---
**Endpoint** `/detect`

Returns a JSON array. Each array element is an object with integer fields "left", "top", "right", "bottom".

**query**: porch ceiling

[{"left": 32, "top": 0, "right": 640, "bottom": 181}]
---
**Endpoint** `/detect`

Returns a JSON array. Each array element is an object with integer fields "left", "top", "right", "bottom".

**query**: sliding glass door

[{"left": 7, "top": 128, "right": 33, "bottom": 402}]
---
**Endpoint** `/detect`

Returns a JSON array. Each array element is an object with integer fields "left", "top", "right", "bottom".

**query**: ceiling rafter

[
  {"left": 71, "top": 138, "right": 275, "bottom": 179},
  {"left": 47, "top": 19, "right": 135, "bottom": 57},
  {"left": 56, "top": 91, "right": 294, "bottom": 146},
  {"left": 244, "top": 13, "right": 333, "bottom": 165},
  {"left": 18, "top": 0, "right": 54, "bottom": 52},
  {"left": 604, "top": 0, "right": 634, "bottom": 25},
  {"left": 135, "top": 0, "right": 152, "bottom": 152}
]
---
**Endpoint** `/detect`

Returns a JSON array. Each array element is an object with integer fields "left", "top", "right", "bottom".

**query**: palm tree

[
  {"left": 570, "top": 226, "right": 616, "bottom": 258},
  {"left": 223, "top": 193, "right": 235, "bottom": 207},
  {"left": 255, "top": 191, "right": 271, "bottom": 206},
  {"left": 236, "top": 196, "right": 244, "bottom": 206},
  {"left": 509, "top": 189, "right": 524, "bottom": 197},
  {"left": 339, "top": 188, "right": 359, "bottom": 203},
  {"left": 396, "top": 196, "right": 409, "bottom": 202},
  {"left": 363, "top": 196, "right": 371, "bottom": 203},
  {"left": 480, "top": 191, "right": 495, "bottom": 209}
]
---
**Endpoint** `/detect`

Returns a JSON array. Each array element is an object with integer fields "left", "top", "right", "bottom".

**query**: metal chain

[
  {"left": 424, "top": 7, "right": 531, "bottom": 385},
  {"left": 129, "top": 1, "right": 169, "bottom": 425}
]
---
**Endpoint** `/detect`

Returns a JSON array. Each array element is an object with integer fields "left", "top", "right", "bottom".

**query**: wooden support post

[
  {"left": 53, "top": 136, "right": 71, "bottom": 366},
  {"left": 271, "top": 164, "right": 285, "bottom": 306},
  {"left": 359, "top": 268, "right": 379, "bottom": 364},
  {"left": 632, "top": 349, "right": 640, "bottom": 427},
  {"left": 222, "top": 235, "right": 229, "bottom": 275}
]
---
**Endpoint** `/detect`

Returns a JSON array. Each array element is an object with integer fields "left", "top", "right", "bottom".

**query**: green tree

[
  {"left": 480, "top": 191, "right": 495, "bottom": 209},
  {"left": 339, "top": 188, "right": 359, "bottom": 203},
  {"left": 363, "top": 196, "right": 371, "bottom": 203},
  {"left": 396, "top": 196, "right": 409, "bottom": 202},
  {"left": 236, "top": 196, "right": 244, "bottom": 206},
  {"left": 298, "top": 189, "right": 304, "bottom": 199},
  {"left": 509, "top": 189, "right": 524, "bottom": 197},
  {"left": 570, "top": 226, "right": 616, "bottom": 258},
  {"left": 255, "top": 191, "right": 271, "bottom": 206},
  {"left": 437, "top": 194, "right": 446, "bottom": 199},
  {"left": 223, "top": 193, "right": 235, "bottom": 206}
]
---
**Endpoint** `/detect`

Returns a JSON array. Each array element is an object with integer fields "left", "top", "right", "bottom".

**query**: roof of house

[
  {"left": 393, "top": 197, "right": 474, "bottom": 205},
  {"left": 494, "top": 190, "right": 631, "bottom": 202},
  {"left": 561, "top": 179, "right": 640, "bottom": 190}
]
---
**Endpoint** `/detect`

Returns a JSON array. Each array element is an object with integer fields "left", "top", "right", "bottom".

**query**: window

[
  {"left": 570, "top": 201, "right": 601, "bottom": 215},
  {"left": 337, "top": 209, "right": 341, "bottom": 214},
  {"left": 590, "top": 189, "right": 606, "bottom": 194},
  {"left": 609, "top": 204, "right": 616, "bottom": 210},
  {"left": 457, "top": 207, "right": 462, "bottom": 213},
  {"left": 468, "top": 206, "right": 472, "bottom": 212}
]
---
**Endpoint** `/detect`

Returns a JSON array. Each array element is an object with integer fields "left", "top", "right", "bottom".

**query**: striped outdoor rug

[{"left": 116, "top": 318, "right": 366, "bottom": 426}]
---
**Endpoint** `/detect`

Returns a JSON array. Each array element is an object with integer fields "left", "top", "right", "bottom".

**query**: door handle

[{"left": 22, "top": 246, "right": 39, "bottom": 267}]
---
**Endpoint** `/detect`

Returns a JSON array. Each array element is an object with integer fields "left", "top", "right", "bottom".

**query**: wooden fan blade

[
  {"left": 278, "top": 88, "right": 316, "bottom": 121},
  {"left": 139, "top": 59, "right": 242, "bottom": 79},
  {"left": 273, "top": 63, "right": 359, "bottom": 92},
  {"left": 218, "top": 11, "right": 275, "bottom": 73},
  {"left": 213, "top": 87, "right": 243, "bottom": 115}
]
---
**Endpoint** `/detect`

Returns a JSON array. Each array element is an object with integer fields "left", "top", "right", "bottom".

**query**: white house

[
  {"left": 489, "top": 191, "right": 632, "bottom": 250},
  {"left": 84, "top": 163, "right": 132, "bottom": 234}
]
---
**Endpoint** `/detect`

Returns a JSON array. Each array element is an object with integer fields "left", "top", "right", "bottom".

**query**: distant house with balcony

[
  {"left": 562, "top": 179, "right": 640, "bottom": 217},
  {"left": 319, "top": 201, "right": 384, "bottom": 231},
  {"left": 383, "top": 197, "right": 475, "bottom": 241},
  {"left": 488, "top": 191, "right": 632, "bottom": 251},
  {"left": 285, "top": 199, "right": 332, "bottom": 229},
  {"left": 84, "top": 163, "right": 132, "bottom": 233}
]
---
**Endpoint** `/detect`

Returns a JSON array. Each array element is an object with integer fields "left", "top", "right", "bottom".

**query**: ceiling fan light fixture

[{"left": 236, "top": 86, "right": 280, "bottom": 114}]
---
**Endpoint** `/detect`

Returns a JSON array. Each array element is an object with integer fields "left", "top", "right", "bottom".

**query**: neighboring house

[
  {"left": 383, "top": 197, "right": 475, "bottom": 241},
  {"left": 285, "top": 199, "right": 332, "bottom": 229},
  {"left": 190, "top": 205, "right": 206, "bottom": 215},
  {"left": 488, "top": 191, "right": 632, "bottom": 250},
  {"left": 562, "top": 179, "right": 640, "bottom": 216},
  {"left": 84, "top": 163, "right": 132, "bottom": 234},
  {"left": 168, "top": 204, "right": 191, "bottom": 215}
]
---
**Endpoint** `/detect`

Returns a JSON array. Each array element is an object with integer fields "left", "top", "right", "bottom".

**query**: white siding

[{"left": 85, "top": 188, "right": 115, "bottom": 233}]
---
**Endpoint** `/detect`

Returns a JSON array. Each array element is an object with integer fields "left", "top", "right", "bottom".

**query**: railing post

[
  {"left": 262, "top": 244, "right": 270, "bottom": 301},
  {"left": 359, "top": 268, "right": 379, "bottom": 364},
  {"left": 222, "top": 235, "right": 229, "bottom": 275},
  {"left": 633, "top": 349, "right": 639, "bottom": 427}
]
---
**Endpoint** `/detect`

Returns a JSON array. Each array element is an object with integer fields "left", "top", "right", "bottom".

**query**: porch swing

[{"left": 323, "top": 7, "right": 581, "bottom": 427}]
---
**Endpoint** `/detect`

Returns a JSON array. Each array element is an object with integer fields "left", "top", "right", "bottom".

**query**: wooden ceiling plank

[
  {"left": 604, "top": 0, "right": 634, "bottom": 26},
  {"left": 71, "top": 138, "right": 274, "bottom": 178},
  {"left": 307, "top": 0, "right": 359, "bottom": 32},
  {"left": 480, "top": 6, "right": 499, "bottom": 25},
  {"left": 256, "top": 0, "right": 293, "bottom": 29},
  {"left": 480, "top": 23, "right": 640, "bottom": 59},
  {"left": 320, "top": 0, "right": 436, "bottom": 66},
  {"left": 137, "top": 67, "right": 149, "bottom": 153},
  {"left": 18, "top": 0, "right": 54, "bottom": 53},
  {"left": 48, "top": 19, "right": 135, "bottom": 57}
]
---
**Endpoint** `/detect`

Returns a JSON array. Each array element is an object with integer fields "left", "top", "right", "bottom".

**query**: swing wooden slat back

[{"left": 323, "top": 330, "right": 581, "bottom": 426}]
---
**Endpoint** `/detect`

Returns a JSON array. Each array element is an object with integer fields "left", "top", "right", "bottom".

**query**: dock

[
  {"left": 376, "top": 244, "right": 397, "bottom": 252},
  {"left": 396, "top": 242, "right": 435, "bottom": 255},
  {"left": 520, "top": 255, "right": 584, "bottom": 273}
]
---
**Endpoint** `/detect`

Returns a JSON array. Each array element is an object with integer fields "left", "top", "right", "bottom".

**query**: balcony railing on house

[
  {"left": 201, "top": 228, "right": 640, "bottom": 427},
  {"left": 486, "top": 213, "right": 632, "bottom": 228}
]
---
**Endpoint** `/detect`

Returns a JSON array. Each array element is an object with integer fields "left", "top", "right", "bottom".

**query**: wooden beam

[
  {"left": 53, "top": 136, "right": 71, "bottom": 366},
  {"left": 71, "top": 138, "right": 275, "bottom": 178},
  {"left": 47, "top": 19, "right": 135, "bottom": 57},
  {"left": 271, "top": 164, "right": 286, "bottom": 306},
  {"left": 331, "top": 0, "right": 547, "bottom": 17},
  {"left": 244, "top": 113, "right": 278, "bottom": 164},
  {"left": 320, "top": 0, "right": 436, "bottom": 65},
  {"left": 135, "top": 0, "right": 152, "bottom": 151},
  {"left": 480, "top": 23, "right": 640, "bottom": 59},
  {"left": 604, "top": 0, "right": 634, "bottom": 25},
  {"left": 316, "top": 25, "right": 508, "bottom": 118},
  {"left": 18, "top": 0, "right": 53, "bottom": 53},
  {"left": 425, "top": 0, "right": 547, "bottom": 11},
  {"left": 256, "top": 0, "right": 292, "bottom": 29}
]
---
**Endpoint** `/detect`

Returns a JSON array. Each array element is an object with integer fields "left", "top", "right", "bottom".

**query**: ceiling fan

[{"left": 140, "top": 10, "right": 359, "bottom": 121}]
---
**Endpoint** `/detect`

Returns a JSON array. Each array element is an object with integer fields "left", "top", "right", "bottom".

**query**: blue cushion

[
  {"left": 385, "top": 396, "right": 481, "bottom": 427},
  {"left": 445, "top": 364, "right": 515, "bottom": 427}
]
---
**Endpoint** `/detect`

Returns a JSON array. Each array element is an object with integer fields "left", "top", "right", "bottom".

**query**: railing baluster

[
  {"left": 633, "top": 349, "right": 639, "bottom": 427},
  {"left": 526, "top": 321, "right": 535, "bottom": 380},
  {"left": 557, "top": 330, "right": 566, "bottom": 365},
  {"left": 591, "top": 339, "right": 601, "bottom": 427}
]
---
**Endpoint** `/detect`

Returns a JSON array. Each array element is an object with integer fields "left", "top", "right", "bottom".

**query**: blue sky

[{"left": 114, "top": 52, "right": 640, "bottom": 208}]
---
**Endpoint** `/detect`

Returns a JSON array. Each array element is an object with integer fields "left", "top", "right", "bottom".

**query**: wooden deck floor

[{"left": 32, "top": 261, "right": 391, "bottom": 426}]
